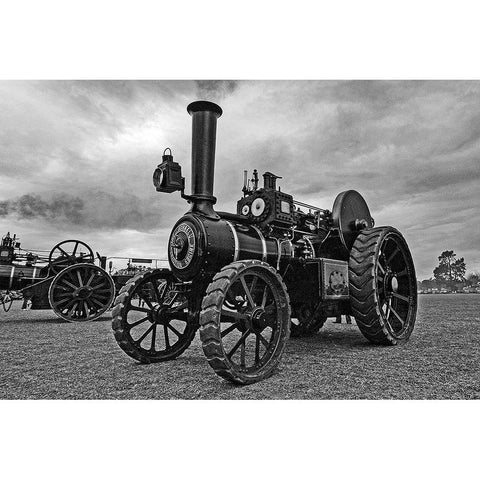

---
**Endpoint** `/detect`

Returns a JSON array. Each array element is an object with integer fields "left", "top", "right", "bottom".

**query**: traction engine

[{"left": 112, "top": 101, "right": 417, "bottom": 384}]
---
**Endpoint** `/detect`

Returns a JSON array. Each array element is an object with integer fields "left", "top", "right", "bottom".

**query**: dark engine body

[{"left": 154, "top": 101, "right": 374, "bottom": 316}]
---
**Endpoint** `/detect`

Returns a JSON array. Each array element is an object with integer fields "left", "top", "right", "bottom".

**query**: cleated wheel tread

[
  {"left": 199, "top": 260, "right": 291, "bottom": 385},
  {"left": 349, "top": 227, "right": 417, "bottom": 345}
]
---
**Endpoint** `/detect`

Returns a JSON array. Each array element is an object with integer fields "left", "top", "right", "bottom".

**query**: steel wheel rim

[
  {"left": 124, "top": 275, "right": 191, "bottom": 356},
  {"left": 49, "top": 264, "right": 114, "bottom": 322},
  {"left": 219, "top": 270, "right": 283, "bottom": 374},
  {"left": 375, "top": 233, "right": 416, "bottom": 337}
]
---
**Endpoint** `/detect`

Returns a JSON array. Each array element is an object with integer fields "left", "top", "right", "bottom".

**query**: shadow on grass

[
  {"left": 290, "top": 329, "right": 379, "bottom": 351},
  {"left": 1, "top": 315, "right": 112, "bottom": 325}
]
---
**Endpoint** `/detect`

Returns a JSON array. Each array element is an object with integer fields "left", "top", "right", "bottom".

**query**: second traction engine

[{"left": 112, "top": 100, "right": 418, "bottom": 385}]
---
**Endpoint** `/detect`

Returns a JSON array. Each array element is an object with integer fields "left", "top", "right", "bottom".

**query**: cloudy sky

[{"left": 0, "top": 80, "right": 479, "bottom": 279}]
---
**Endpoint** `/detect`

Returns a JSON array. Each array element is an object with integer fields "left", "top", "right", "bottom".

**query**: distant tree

[
  {"left": 466, "top": 272, "right": 480, "bottom": 286},
  {"left": 433, "top": 250, "right": 466, "bottom": 285}
]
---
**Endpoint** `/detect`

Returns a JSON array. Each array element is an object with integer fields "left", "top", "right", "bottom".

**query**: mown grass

[{"left": 0, "top": 294, "right": 478, "bottom": 399}]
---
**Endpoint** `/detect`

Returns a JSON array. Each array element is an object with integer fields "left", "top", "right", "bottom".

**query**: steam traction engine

[
  {"left": 112, "top": 101, "right": 417, "bottom": 384},
  {"left": 0, "top": 234, "right": 115, "bottom": 322}
]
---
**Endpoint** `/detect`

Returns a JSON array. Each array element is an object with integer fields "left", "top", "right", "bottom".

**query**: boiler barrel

[{"left": 168, "top": 214, "right": 292, "bottom": 281}]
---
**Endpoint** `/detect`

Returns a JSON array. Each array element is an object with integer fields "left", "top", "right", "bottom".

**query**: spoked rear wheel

[
  {"left": 49, "top": 263, "right": 115, "bottom": 322},
  {"left": 200, "top": 260, "right": 291, "bottom": 385},
  {"left": 349, "top": 227, "right": 417, "bottom": 345},
  {"left": 112, "top": 270, "right": 199, "bottom": 363}
]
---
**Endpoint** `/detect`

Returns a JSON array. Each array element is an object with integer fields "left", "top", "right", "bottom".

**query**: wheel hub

[
  {"left": 249, "top": 307, "right": 267, "bottom": 332},
  {"left": 384, "top": 268, "right": 399, "bottom": 296},
  {"left": 150, "top": 304, "right": 168, "bottom": 324},
  {"left": 74, "top": 286, "right": 93, "bottom": 299}
]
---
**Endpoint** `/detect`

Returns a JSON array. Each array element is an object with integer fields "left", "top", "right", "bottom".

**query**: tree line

[{"left": 419, "top": 250, "right": 479, "bottom": 292}]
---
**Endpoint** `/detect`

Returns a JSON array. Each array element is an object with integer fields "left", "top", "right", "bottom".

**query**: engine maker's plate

[{"left": 320, "top": 258, "right": 349, "bottom": 300}]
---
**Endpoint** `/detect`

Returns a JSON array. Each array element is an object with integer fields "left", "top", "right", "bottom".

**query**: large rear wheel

[
  {"left": 349, "top": 227, "right": 417, "bottom": 345},
  {"left": 200, "top": 260, "right": 291, "bottom": 384},
  {"left": 49, "top": 263, "right": 115, "bottom": 322},
  {"left": 112, "top": 270, "right": 199, "bottom": 363}
]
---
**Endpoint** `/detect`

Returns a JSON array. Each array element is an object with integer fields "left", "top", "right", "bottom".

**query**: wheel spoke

[
  {"left": 167, "top": 322, "right": 182, "bottom": 337},
  {"left": 78, "top": 300, "right": 87, "bottom": 318},
  {"left": 76, "top": 270, "right": 84, "bottom": 287},
  {"left": 129, "top": 305, "right": 151, "bottom": 314},
  {"left": 53, "top": 297, "right": 71, "bottom": 307},
  {"left": 221, "top": 308, "right": 247, "bottom": 322},
  {"left": 377, "top": 262, "right": 385, "bottom": 275},
  {"left": 58, "top": 246, "right": 71, "bottom": 258},
  {"left": 137, "top": 289, "right": 155, "bottom": 309},
  {"left": 67, "top": 302, "right": 78, "bottom": 317},
  {"left": 85, "top": 272, "right": 96, "bottom": 286},
  {"left": 255, "top": 334, "right": 260, "bottom": 362},
  {"left": 396, "top": 268, "right": 408, "bottom": 277},
  {"left": 72, "top": 242, "right": 79, "bottom": 257},
  {"left": 261, "top": 285, "right": 268, "bottom": 307},
  {"left": 227, "top": 329, "right": 251, "bottom": 359},
  {"left": 164, "top": 324, "right": 170, "bottom": 348},
  {"left": 90, "top": 297, "right": 105, "bottom": 308},
  {"left": 240, "top": 340, "right": 246, "bottom": 367},
  {"left": 136, "top": 324, "right": 154, "bottom": 345},
  {"left": 390, "top": 305, "right": 405, "bottom": 327},
  {"left": 257, "top": 333, "right": 270, "bottom": 348},
  {"left": 387, "top": 247, "right": 400, "bottom": 264},
  {"left": 61, "top": 279, "right": 77, "bottom": 290},
  {"left": 240, "top": 277, "right": 255, "bottom": 308},
  {"left": 249, "top": 275, "right": 258, "bottom": 302},
  {"left": 392, "top": 292, "right": 409, "bottom": 303},
  {"left": 150, "top": 324, "right": 157, "bottom": 351},
  {"left": 221, "top": 322, "right": 239, "bottom": 338},
  {"left": 128, "top": 316, "right": 149, "bottom": 329}
]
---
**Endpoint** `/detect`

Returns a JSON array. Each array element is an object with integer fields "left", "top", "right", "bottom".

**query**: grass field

[{"left": 0, "top": 294, "right": 478, "bottom": 399}]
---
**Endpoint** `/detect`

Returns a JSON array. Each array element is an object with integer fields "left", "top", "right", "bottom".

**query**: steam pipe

[{"left": 187, "top": 101, "right": 223, "bottom": 218}]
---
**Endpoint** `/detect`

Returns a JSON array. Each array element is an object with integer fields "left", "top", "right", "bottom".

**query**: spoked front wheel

[
  {"left": 200, "top": 260, "right": 291, "bottom": 385},
  {"left": 349, "top": 227, "right": 417, "bottom": 345},
  {"left": 112, "top": 270, "right": 199, "bottom": 363}
]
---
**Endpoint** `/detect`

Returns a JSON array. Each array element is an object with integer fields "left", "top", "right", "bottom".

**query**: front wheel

[
  {"left": 200, "top": 260, "right": 291, "bottom": 385},
  {"left": 349, "top": 227, "right": 417, "bottom": 345},
  {"left": 112, "top": 270, "right": 199, "bottom": 363}
]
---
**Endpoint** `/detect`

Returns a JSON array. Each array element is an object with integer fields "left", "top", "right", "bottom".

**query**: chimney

[{"left": 187, "top": 101, "right": 223, "bottom": 218}]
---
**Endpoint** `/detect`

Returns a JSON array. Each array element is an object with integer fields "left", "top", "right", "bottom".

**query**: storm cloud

[
  {"left": 0, "top": 191, "right": 162, "bottom": 231},
  {"left": 0, "top": 80, "right": 479, "bottom": 277}
]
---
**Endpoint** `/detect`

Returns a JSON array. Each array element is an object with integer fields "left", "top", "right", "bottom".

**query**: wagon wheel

[
  {"left": 48, "top": 263, "right": 115, "bottom": 322},
  {"left": 111, "top": 270, "right": 199, "bottom": 363},
  {"left": 290, "top": 302, "right": 327, "bottom": 337},
  {"left": 349, "top": 227, "right": 417, "bottom": 345},
  {"left": 200, "top": 260, "right": 291, "bottom": 384},
  {"left": 49, "top": 240, "right": 94, "bottom": 275}
]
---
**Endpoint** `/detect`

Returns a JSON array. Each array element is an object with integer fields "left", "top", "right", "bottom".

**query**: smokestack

[{"left": 187, "top": 101, "right": 222, "bottom": 218}]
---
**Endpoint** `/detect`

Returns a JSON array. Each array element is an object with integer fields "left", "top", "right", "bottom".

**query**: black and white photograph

[
  {"left": 1, "top": 79, "right": 478, "bottom": 399},
  {"left": 1, "top": 2, "right": 478, "bottom": 479}
]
